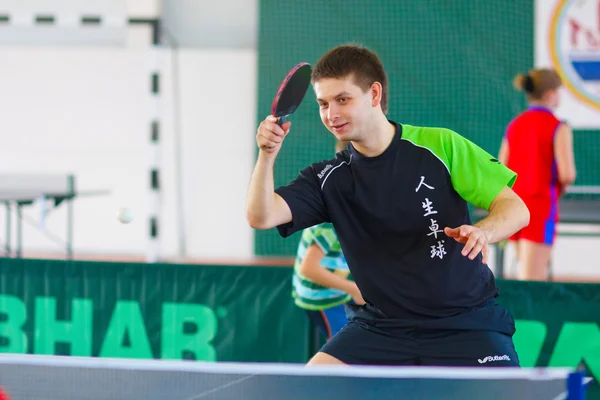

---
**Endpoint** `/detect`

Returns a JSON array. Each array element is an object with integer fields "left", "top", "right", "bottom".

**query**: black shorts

[{"left": 319, "top": 301, "right": 520, "bottom": 367}]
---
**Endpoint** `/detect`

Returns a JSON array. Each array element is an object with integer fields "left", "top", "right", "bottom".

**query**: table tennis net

[{"left": 0, "top": 353, "right": 583, "bottom": 400}]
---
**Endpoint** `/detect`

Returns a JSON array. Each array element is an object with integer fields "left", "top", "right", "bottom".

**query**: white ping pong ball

[{"left": 117, "top": 207, "right": 134, "bottom": 224}]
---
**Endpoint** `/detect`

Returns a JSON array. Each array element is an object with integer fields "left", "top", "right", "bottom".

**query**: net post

[{"left": 566, "top": 370, "right": 586, "bottom": 400}]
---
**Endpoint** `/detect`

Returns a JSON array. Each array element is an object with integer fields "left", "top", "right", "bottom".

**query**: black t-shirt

[{"left": 275, "top": 121, "right": 517, "bottom": 320}]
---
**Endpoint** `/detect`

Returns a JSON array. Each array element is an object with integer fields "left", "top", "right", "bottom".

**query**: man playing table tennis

[{"left": 246, "top": 44, "right": 530, "bottom": 367}]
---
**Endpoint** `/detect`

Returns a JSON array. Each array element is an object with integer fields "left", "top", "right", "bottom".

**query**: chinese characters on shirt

[{"left": 416, "top": 176, "right": 446, "bottom": 259}]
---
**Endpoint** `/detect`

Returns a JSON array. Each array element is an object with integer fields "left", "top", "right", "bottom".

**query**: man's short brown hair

[{"left": 312, "top": 44, "right": 389, "bottom": 114}]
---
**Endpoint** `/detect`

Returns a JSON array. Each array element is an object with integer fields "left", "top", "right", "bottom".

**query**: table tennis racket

[{"left": 271, "top": 62, "right": 312, "bottom": 126}]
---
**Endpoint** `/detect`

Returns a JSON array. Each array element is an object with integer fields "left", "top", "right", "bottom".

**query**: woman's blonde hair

[{"left": 513, "top": 68, "right": 562, "bottom": 100}]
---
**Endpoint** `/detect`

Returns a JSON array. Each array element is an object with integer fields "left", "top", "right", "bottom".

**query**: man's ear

[{"left": 370, "top": 81, "right": 383, "bottom": 108}]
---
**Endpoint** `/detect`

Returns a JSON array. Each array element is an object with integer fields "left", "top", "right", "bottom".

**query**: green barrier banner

[
  {"left": 1, "top": 257, "right": 599, "bottom": 393},
  {"left": 0, "top": 259, "right": 309, "bottom": 363},
  {"left": 496, "top": 279, "right": 600, "bottom": 394}
]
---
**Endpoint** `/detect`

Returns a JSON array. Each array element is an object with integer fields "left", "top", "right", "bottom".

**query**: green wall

[{"left": 256, "top": 0, "right": 600, "bottom": 256}]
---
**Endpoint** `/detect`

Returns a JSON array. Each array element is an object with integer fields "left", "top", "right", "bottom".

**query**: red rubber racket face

[{"left": 271, "top": 63, "right": 312, "bottom": 124}]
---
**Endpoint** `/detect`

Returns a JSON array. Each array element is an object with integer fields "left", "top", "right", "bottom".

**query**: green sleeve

[
  {"left": 307, "top": 223, "right": 338, "bottom": 254},
  {"left": 405, "top": 126, "right": 517, "bottom": 210}
]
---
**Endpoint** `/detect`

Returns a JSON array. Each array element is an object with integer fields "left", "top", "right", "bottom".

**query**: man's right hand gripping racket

[{"left": 271, "top": 62, "right": 312, "bottom": 126}]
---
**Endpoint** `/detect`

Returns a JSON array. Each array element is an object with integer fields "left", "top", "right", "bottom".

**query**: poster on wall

[{"left": 535, "top": 0, "right": 600, "bottom": 128}]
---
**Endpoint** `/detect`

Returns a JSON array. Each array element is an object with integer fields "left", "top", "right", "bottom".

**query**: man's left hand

[{"left": 444, "top": 225, "right": 490, "bottom": 264}]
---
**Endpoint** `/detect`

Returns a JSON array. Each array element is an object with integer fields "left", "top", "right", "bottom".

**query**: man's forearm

[
  {"left": 246, "top": 151, "right": 276, "bottom": 228},
  {"left": 474, "top": 197, "right": 530, "bottom": 244}
]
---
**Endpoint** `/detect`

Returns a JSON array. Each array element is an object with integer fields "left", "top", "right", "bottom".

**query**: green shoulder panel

[{"left": 401, "top": 125, "right": 517, "bottom": 210}]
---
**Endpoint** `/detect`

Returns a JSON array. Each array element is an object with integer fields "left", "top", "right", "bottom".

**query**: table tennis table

[
  {"left": 0, "top": 174, "right": 109, "bottom": 259},
  {"left": 0, "top": 354, "right": 592, "bottom": 400},
  {"left": 472, "top": 185, "right": 600, "bottom": 279}
]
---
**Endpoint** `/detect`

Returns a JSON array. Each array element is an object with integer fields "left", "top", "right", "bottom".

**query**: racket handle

[
  {"left": 267, "top": 115, "right": 287, "bottom": 149},
  {"left": 277, "top": 115, "right": 288, "bottom": 126}
]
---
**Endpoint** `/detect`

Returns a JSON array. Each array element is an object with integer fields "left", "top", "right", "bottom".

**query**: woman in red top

[{"left": 498, "top": 68, "right": 576, "bottom": 281}]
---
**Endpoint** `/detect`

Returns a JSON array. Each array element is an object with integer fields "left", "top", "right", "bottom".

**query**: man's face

[{"left": 313, "top": 75, "right": 375, "bottom": 142}]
